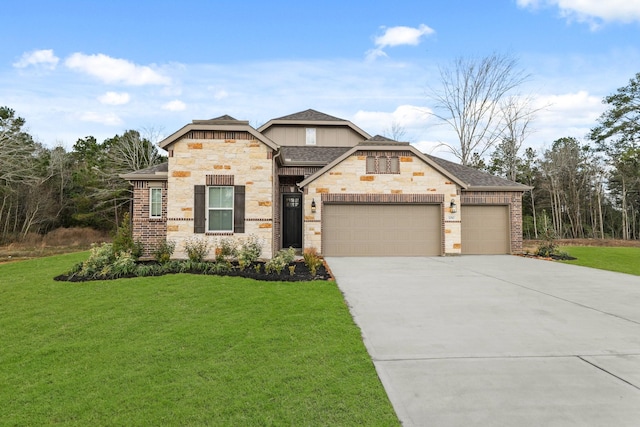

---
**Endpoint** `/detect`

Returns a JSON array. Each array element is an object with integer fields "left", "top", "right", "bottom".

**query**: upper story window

[
  {"left": 305, "top": 128, "right": 316, "bottom": 145},
  {"left": 208, "top": 186, "right": 234, "bottom": 232},
  {"left": 150, "top": 188, "right": 162, "bottom": 218},
  {"left": 366, "top": 156, "right": 400, "bottom": 174}
]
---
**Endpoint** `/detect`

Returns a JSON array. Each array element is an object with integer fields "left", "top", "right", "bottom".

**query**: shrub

[
  {"left": 237, "top": 235, "right": 262, "bottom": 269},
  {"left": 184, "top": 237, "right": 210, "bottom": 262},
  {"left": 537, "top": 226, "right": 558, "bottom": 257},
  {"left": 110, "top": 251, "right": 137, "bottom": 278},
  {"left": 153, "top": 240, "right": 175, "bottom": 264},
  {"left": 303, "top": 248, "right": 323, "bottom": 277},
  {"left": 79, "top": 242, "right": 116, "bottom": 278},
  {"left": 265, "top": 247, "right": 297, "bottom": 275},
  {"left": 280, "top": 247, "right": 297, "bottom": 264},
  {"left": 215, "top": 238, "right": 237, "bottom": 262},
  {"left": 112, "top": 213, "right": 142, "bottom": 259}
]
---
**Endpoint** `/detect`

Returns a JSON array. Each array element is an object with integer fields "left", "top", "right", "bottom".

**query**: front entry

[{"left": 282, "top": 193, "right": 302, "bottom": 248}]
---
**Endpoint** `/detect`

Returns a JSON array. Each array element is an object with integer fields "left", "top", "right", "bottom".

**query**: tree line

[
  {"left": 2, "top": 61, "right": 639, "bottom": 243},
  {"left": 464, "top": 72, "right": 640, "bottom": 240},
  {"left": 0, "top": 106, "right": 164, "bottom": 243}
]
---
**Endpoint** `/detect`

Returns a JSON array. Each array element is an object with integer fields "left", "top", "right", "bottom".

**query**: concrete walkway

[{"left": 326, "top": 256, "right": 640, "bottom": 426}]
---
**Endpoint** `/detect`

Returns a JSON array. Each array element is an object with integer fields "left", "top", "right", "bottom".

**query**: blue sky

[{"left": 1, "top": 0, "right": 639, "bottom": 159}]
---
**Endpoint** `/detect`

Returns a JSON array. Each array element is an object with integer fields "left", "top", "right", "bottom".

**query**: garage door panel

[
  {"left": 323, "top": 204, "right": 441, "bottom": 256},
  {"left": 461, "top": 205, "right": 510, "bottom": 254}
]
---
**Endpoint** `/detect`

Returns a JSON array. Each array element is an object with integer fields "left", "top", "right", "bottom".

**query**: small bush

[
  {"left": 265, "top": 247, "right": 297, "bottom": 275},
  {"left": 215, "top": 238, "right": 238, "bottom": 262},
  {"left": 537, "top": 227, "right": 558, "bottom": 257},
  {"left": 303, "top": 248, "right": 323, "bottom": 277},
  {"left": 112, "top": 213, "right": 142, "bottom": 259},
  {"left": 237, "top": 235, "right": 262, "bottom": 269},
  {"left": 184, "top": 237, "right": 210, "bottom": 262},
  {"left": 79, "top": 242, "right": 116, "bottom": 278},
  {"left": 110, "top": 251, "right": 137, "bottom": 278},
  {"left": 153, "top": 240, "right": 176, "bottom": 264}
]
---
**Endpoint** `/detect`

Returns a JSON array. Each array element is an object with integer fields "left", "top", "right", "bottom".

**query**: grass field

[
  {"left": 0, "top": 253, "right": 399, "bottom": 426},
  {"left": 560, "top": 246, "right": 640, "bottom": 276}
]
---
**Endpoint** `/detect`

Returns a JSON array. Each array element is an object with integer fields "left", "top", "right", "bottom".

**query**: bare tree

[
  {"left": 428, "top": 53, "right": 529, "bottom": 165},
  {"left": 382, "top": 121, "right": 408, "bottom": 142}
]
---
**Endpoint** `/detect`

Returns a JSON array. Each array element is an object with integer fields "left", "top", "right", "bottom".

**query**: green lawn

[
  {"left": 0, "top": 253, "right": 399, "bottom": 426},
  {"left": 560, "top": 246, "right": 640, "bottom": 276}
]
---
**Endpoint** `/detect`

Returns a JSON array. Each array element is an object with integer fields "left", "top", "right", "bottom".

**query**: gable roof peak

[
  {"left": 192, "top": 115, "right": 248, "bottom": 125},
  {"left": 272, "top": 109, "right": 346, "bottom": 122},
  {"left": 362, "top": 135, "right": 410, "bottom": 146}
]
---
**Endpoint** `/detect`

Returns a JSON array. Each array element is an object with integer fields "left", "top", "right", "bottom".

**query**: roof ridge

[{"left": 272, "top": 109, "right": 345, "bottom": 121}]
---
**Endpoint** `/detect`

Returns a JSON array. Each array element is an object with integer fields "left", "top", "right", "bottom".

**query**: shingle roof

[
  {"left": 210, "top": 114, "right": 238, "bottom": 121},
  {"left": 361, "top": 135, "right": 410, "bottom": 146},
  {"left": 426, "top": 155, "right": 530, "bottom": 189},
  {"left": 119, "top": 162, "right": 168, "bottom": 180},
  {"left": 280, "top": 146, "right": 351, "bottom": 165},
  {"left": 272, "top": 109, "right": 345, "bottom": 121}
]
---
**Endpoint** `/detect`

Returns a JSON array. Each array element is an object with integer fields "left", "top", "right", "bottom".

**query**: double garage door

[
  {"left": 322, "top": 203, "right": 510, "bottom": 256},
  {"left": 323, "top": 204, "right": 442, "bottom": 256}
]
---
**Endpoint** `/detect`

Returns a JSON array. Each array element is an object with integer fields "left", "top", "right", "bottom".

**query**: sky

[{"left": 1, "top": 0, "right": 639, "bottom": 160}]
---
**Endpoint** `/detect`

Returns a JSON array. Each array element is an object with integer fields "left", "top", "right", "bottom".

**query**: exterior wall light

[
  {"left": 311, "top": 199, "right": 317, "bottom": 213},
  {"left": 449, "top": 199, "right": 457, "bottom": 213}
]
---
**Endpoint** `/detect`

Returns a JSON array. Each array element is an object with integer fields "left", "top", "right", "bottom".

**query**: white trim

[
  {"left": 149, "top": 188, "right": 162, "bottom": 218},
  {"left": 207, "top": 186, "right": 234, "bottom": 232}
]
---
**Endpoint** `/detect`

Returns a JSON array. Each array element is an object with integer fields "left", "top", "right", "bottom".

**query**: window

[
  {"left": 306, "top": 128, "right": 316, "bottom": 145},
  {"left": 366, "top": 156, "right": 400, "bottom": 174},
  {"left": 150, "top": 188, "right": 162, "bottom": 218},
  {"left": 208, "top": 186, "right": 234, "bottom": 231}
]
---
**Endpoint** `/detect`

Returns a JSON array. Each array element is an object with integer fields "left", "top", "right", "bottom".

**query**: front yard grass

[
  {"left": 0, "top": 252, "right": 399, "bottom": 426},
  {"left": 560, "top": 246, "right": 640, "bottom": 276}
]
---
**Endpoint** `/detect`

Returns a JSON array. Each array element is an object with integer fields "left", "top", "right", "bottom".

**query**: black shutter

[
  {"left": 234, "top": 185, "right": 245, "bottom": 233},
  {"left": 194, "top": 185, "right": 205, "bottom": 233}
]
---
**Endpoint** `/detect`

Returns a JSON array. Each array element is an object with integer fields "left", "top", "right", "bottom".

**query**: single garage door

[
  {"left": 461, "top": 205, "right": 510, "bottom": 254},
  {"left": 323, "top": 204, "right": 441, "bottom": 256}
]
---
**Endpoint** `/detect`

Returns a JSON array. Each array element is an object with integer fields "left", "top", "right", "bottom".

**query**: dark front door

[{"left": 282, "top": 194, "right": 302, "bottom": 248}]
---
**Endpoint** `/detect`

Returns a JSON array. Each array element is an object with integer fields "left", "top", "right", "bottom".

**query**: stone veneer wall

[
  {"left": 166, "top": 136, "right": 274, "bottom": 259},
  {"left": 461, "top": 191, "right": 525, "bottom": 253},
  {"left": 131, "top": 180, "right": 168, "bottom": 258},
  {"left": 302, "top": 152, "right": 461, "bottom": 255}
]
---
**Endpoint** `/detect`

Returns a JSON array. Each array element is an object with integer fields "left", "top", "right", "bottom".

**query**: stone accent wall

[
  {"left": 131, "top": 180, "right": 168, "bottom": 258},
  {"left": 303, "top": 152, "right": 461, "bottom": 255},
  {"left": 166, "top": 137, "right": 274, "bottom": 259},
  {"left": 461, "top": 191, "right": 525, "bottom": 253}
]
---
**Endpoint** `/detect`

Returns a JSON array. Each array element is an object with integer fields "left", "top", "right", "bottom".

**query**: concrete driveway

[{"left": 326, "top": 256, "right": 640, "bottom": 426}]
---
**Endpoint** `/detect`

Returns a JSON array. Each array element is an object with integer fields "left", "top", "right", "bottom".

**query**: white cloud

[
  {"left": 213, "top": 89, "right": 228, "bottom": 100},
  {"left": 162, "top": 100, "right": 186, "bottom": 111},
  {"left": 13, "top": 49, "right": 59, "bottom": 69},
  {"left": 367, "top": 24, "right": 435, "bottom": 61},
  {"left": 98, "top": 91, "right": 130, "bottom": 105},
  {"left": 65, "top": 52, "right": 171, "bottom": 85},
  {"left": 517, "top": 0, "right": 640, "bottom": 27},
  {"left": 79, "top": 111, "right": 123, "bottom": 126},
  {"left": 354, "top": 104, "right": 431, "bottom": 136}
]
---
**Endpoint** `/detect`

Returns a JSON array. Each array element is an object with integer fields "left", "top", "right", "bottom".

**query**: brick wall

[{"left": 131, "top": 180, "right": 168, "bottom": 258}]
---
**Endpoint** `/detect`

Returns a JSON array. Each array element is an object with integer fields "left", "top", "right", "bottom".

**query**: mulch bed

[{"left": 55, "top": 260, "right": 333, "bottom": 283}]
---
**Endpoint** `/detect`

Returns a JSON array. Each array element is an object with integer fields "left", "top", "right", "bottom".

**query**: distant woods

[
  {"left": 427, "top": 52, "right": 639, "bottom": 241},
  {"left": 1, "top": 71, "right": 639, "bottom": 243},
  {"left": 0, "top": 106, "right": 165, "bottom": 243}
]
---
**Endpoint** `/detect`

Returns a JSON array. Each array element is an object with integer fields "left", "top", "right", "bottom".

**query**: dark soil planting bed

[{"left": 55, "top": 259, "right": 332, "bottom": 282}]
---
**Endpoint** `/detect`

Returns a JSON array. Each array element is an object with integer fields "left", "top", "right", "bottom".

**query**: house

[{"left": 121, "top": 109, "right": 530, "bottom": 259}]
